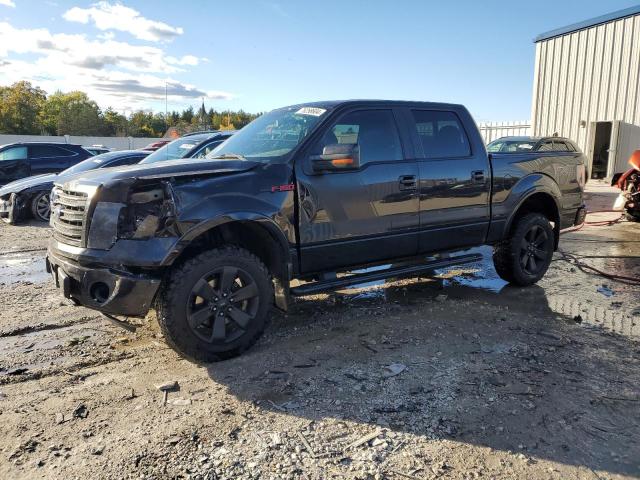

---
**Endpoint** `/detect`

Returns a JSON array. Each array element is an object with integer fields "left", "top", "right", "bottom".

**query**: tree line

[{"left": 0, "top": 81, "right": 260, "bottom": 137}]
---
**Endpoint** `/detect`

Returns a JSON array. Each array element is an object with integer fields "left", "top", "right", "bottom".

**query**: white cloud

[
  {"left": 63, "top": 1, "right": 183, "bottom": 42},
  {"left": 0, "top": 22, "right": 189, "bottom": 74},
  {"left": 0, "top": 0, "right": 16, "bottom": 7},
  {"left": 0, "top": 21, "right": 232, "bottom": 109}
]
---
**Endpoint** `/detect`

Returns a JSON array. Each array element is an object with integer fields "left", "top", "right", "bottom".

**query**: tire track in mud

[
  {"left": 0, "top": 351, "right": 136, "bottom": 385},
  {"left": 0, "top": 316, "right": 99, "bottom": 338}
]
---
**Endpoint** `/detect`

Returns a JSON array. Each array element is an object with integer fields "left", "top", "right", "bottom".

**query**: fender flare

[
  {"left": 502, "top": 174, "right": 562, "bottom": 238},
  {"left": 161, "top": 212, "right": 292, "bottom": 269}
]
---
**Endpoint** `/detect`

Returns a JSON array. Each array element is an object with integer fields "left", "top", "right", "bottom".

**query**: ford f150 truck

[{"left": 46, "top": 100, "right": 587, "bottom": 362}]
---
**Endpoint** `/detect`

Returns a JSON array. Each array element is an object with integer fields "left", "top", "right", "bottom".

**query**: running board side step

[{"left": 290, "top": 253, "right": 482, "bottom": 297}]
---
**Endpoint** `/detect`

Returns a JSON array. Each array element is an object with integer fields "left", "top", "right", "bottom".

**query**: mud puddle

[
  {"left": 0, "top": 251, "right": 48, "bottom": 285},
  {"left": 335, "top": 245, "right": 639, "bottom": 339}
]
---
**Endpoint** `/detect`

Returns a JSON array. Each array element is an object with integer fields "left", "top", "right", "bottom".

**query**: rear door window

[
  {"left": 537, "top": 141, "right": 555, "bottom": 152},
  {"left": 553, "top": 141, "right": 570, "bottom": 151},
  {"left": 30, "top": 145, "right": 77, "bottom": 158},
  {"left": 411, "top": 110, "right": 471, "bottom": 158}
]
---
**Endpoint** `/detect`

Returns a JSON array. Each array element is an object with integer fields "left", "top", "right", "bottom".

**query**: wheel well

[
  {"left": 510, "top": 193, "right": 560, "bottom": 248},
  {"left": 173, "top": 221, "right": 288, "bottom": 281}
]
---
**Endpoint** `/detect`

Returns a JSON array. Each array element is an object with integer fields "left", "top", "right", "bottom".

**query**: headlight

[{"left": 117, "top": 183, "right": 177, "bottom": 240}]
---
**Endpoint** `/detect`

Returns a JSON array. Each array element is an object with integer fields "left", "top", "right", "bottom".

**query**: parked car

[
  {"left": 141, "top": 140, "right": 171, "bottom": 152},
  {"left": 139, "top": 131, "right": 234, "bottom": 164},
  {"left": 0, "top": 150, "right": 149, "bottom": 224},
  {"left": 487, "top": 136, "right": 580, "bottom": 153},
  {"left": 46, "top": 100, "right": 586, "bottom": 362},
  {"left": 0, "top": 142, "right": 92, "bottom": 187},
  {"left": 85, "top": 145, "right": 111, "bottom": 156}
]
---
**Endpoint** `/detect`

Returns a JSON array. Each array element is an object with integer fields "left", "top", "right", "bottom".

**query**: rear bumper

[{"left": 46, "top": 248, "right": 161, "bottom": 318}]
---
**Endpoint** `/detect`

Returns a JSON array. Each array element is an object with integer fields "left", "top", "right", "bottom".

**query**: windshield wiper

[{"left": 208, "top": 153, "right": 246, "bottom": 160}]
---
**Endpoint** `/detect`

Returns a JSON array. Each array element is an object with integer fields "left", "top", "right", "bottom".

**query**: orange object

[
  {"left": 331, "top": 158, "right": 354, "bottom": 167},
  {"left": 629, "top": 149, "right": 640, "bottom": 170}
]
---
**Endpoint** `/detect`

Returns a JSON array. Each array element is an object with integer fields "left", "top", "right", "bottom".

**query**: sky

[{"left": 0, "top": 0, "right": 639, "bottom": 121}]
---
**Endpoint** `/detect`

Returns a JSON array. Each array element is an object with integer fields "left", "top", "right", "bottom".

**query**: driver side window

[{"left": 315, "top": 109, "right": 402, "bottom": 165}]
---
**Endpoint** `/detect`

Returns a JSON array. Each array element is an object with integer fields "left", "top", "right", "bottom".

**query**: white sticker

[
  {"left": 179, "top": 143, "right": 195, "bottom": 149},
  {"left": 296, "top": 107, "right": 326, "bottom": 117}
]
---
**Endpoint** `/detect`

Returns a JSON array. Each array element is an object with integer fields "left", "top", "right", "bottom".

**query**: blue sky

[{"left": 1, "top": 0, "right": 638, "bottom": 121}]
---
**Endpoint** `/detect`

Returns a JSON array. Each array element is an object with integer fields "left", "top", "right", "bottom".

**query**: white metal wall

[
  {"left": 531, "top": 13, "right": 640, "bottom": 167},
  {"left": 477, "top": 121, "right": 532, "bottom": 144},
  {"left": 0, "top": 135, "right": 161, "bottom": 150}
]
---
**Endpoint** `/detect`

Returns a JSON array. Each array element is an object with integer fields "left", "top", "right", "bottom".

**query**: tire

[
  {"left": 30, "top": 191, "right": 51, "bottom": 222},
  {"left": 155, "top": 246, "right": 273, "bottom": 363},
  {"left": 493, "top": 213, "right": 555, "bottom": 286},
  {"left": 626, "top": 211, "right": 640, "bottom": 222}
]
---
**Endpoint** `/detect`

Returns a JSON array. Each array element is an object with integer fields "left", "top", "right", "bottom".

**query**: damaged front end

[
  {"left": 0, "top": 192, "right": 26, "bottom": 224},
  {"left": 47, "top": 178, "right": 182, "bottom": 317}
]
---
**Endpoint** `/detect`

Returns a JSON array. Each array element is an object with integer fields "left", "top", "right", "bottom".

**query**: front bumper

[
  {"left": 0, "top": 193, "right": 21, "bottom": 222},
  {"left": 46, "top": 247, "right": 162, "bottom": 318}
]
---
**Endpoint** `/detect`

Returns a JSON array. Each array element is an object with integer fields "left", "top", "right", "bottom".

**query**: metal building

[{"left": 531, "top": 5, "right": 640, "bottom": 179}]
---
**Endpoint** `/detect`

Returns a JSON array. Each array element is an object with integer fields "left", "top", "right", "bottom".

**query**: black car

[
  {"left": 486, "top": 136, "right": 580, "bottom": 153},
  {"left": 0, "top": 142, "right": 92, "bottom": 187},
  {"left": 46, "top": 100, "right": 587, "bottom": 363},
  {"left": 0, "top": 150, "right": 149, "bottom": 224},
  {"left": 139, "top": 131, "right": 235, "bottom": 164}
]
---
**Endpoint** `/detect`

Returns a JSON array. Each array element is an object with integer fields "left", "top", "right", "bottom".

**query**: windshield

[
  {"left": 487, "top": 139, "right": 538, "bottom": 152},
  {"left": 140, "top": 134, "right": 210, "bottom": 164},
  {"left": 207, "top": 106, "right": 328, "bottom": 162},
  {"left": 63, "top": 152, "right": 130, "bottom": 175}
]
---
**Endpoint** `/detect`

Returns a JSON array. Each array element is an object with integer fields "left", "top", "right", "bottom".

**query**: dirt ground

[{"left": 0, "top": 182, "right": 639, "bottom": 480}]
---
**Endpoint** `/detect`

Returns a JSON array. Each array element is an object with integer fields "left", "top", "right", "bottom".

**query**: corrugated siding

[
  {"left": 532, "top": 13, "right": 640, "bottom": 157},
  {"left": 477, "top": 121, "right": 532, "bottom": 144}
]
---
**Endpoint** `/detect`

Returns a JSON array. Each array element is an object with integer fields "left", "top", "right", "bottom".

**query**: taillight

[{"left": 577, "top": 164, "right": 586, "bottom": 189}]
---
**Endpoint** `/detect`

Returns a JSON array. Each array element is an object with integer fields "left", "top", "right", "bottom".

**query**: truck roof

[{"left": 284, "top": 99, "right": 467, "bottom": 111}]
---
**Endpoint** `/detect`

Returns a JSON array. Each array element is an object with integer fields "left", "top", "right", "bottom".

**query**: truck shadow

[{"left": 205, "top": 252, "right": 640, "bottom": 476}]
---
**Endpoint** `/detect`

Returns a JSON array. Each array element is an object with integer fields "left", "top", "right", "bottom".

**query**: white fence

[
  {"left": 478, "top": 121, "right": 531, "bottom": 144},
  {"left": 0, "top": 134, "right": 162, "bottom": 151}
]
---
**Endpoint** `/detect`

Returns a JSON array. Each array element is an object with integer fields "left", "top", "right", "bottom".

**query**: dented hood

[{"left": 56, "top": 158, "right": 261, "bottom": 188}]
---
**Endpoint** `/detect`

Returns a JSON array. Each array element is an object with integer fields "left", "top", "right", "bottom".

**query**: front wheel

[
  {"left": 155, "top": 246, "right": 273, "bottom": 363},
  {"left": 30, "top": 191, "right": 51, "bottom": 222},
  {"left": 493, "top": 213, "right": 555, "bottom": 286}
]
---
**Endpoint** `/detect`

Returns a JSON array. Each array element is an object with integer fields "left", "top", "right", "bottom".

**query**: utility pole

[{"left": 165, "top": 82, "right": 168, "bottom": 133}]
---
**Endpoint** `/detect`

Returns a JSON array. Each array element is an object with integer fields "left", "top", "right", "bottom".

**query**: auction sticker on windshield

[
  {"left": 179, "top": 144, "right": 196, "bottom": 149},
  {"left": 296, "top": 107, "right": 326, "bottom": 116}
]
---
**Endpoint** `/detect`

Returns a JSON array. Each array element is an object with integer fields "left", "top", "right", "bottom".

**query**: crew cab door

[
  {"left": 296, "top": 107, "right": 419, "bottom": 273},
  {"left": 405, "top": 108, "right": 491, "bottom": 252},
  {"left": 0, "top": 146, "right": 29, "bottom": 185}
]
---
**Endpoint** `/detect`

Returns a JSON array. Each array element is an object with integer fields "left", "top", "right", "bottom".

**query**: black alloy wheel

[
  {"left": 519, "top": 224, "right": 551, "bottom": 275},
  {"left": 186, "top": 266, "right": 260, "bottom": 344}
]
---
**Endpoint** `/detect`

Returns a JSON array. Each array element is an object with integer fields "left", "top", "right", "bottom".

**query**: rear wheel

[
  {"left": 493, "top": 213, "right": 555, "bottom": 286},
  {"left": 30, "top": 191, "right": 51, "bottom": 222},
  {"left": 155, "top": 246, "right": 273, "bottom": 363}
]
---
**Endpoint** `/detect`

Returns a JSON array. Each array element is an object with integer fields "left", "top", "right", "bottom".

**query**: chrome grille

[{"left": 51, "top": 187, "right": 89, "bottom": 247}]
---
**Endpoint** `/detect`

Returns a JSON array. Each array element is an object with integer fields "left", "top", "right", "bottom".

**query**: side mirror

[{"left": 310, "top": 144, "right": 360, "bottom": 172}]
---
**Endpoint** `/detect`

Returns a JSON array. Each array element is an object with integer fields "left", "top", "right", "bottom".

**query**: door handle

[
  {"left": 398, "top": 175, "right": 417, "bottom": 191},
  {"left": 471, "top": 170, "right": 485, "bottom": 183}
]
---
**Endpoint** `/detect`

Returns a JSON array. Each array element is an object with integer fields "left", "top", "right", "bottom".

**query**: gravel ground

[{"left": 0, "top": 183, "right": 639, "bottom": 480}]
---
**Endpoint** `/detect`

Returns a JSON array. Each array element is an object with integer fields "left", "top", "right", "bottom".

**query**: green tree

[
  {"left": 0, "top": 81, "right": 46, "bottom": 134},
  {"left": 39, "top": 91, "right": 103, "bottom": 135},
  {"left": 102, "top": 108, "right": 127, "bottom": 136}
]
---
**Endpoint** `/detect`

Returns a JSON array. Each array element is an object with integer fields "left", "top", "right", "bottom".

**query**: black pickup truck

[{"left": 46, "top": 100, "right": 587, "bottom": 362}]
